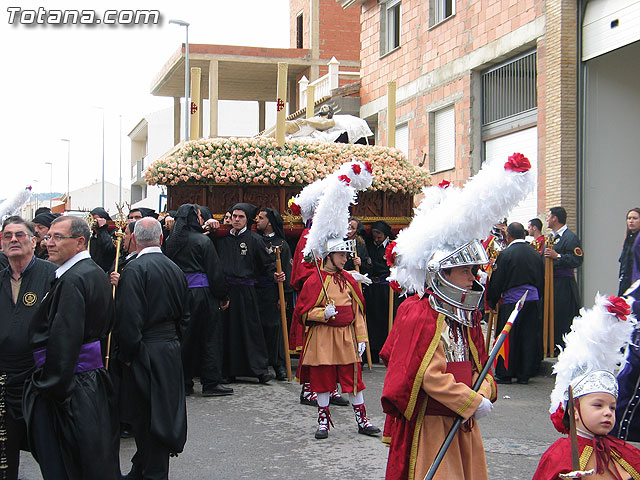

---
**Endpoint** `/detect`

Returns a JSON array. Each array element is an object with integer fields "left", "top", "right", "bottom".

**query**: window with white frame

[
  {"left": 395, "top": 123, "right": 409, "bottom": 158},
  {"left": 430, "top": 0, "right": 455, "bottom": 27},
  {"left": 380, "top": 0, "right": 401, "bottom": 56},
  {"left": 430, "top": 105, "right": 455, "bottom": 172}
]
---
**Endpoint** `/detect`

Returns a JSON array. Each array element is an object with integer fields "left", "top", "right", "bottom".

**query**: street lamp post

[
  {"left": 61, "top": 138, "right": 70, "bottom": 209},
  {"left": 44, "top": 162, "right": 53, "bottom": 208},
  {"left": 93, "top": 106, "right": 105, "bottom": 207},
  {"left": 169, "top": 19, "right": 190, "bottom": 142}
]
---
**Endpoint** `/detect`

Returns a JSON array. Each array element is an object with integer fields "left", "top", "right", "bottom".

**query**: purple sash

[
  {"left": 33, "top": 340, "right": 103, "bottom": 373},
  {"left": 503, "top": 284, "right": 539, "bottom": 304},
  {"left": 185, "top": 272, "right": 209, "bottom": 288},
  {"left": 554, "top": 268, "right": 575, "bottom": 278}
]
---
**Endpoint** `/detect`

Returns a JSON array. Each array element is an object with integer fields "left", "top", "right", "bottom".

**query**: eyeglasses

[
  {"left": 1, "top": 231, "right": 31, "bottom": 241},
  {"left": 43, "top": 234, "right": 80, "bottom": 242}
]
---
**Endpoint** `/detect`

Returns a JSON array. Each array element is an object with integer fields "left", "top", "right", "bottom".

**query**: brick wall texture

[{"left": 357, "top": 0, "right": 578, "bottom": 221}]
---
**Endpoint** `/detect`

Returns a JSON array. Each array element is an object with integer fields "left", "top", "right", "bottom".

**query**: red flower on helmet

[
  {"left": 390, "top": 280, "right": 402, "bottom": 294},
  {"left": 289, "top": 202, "right": 301, "bottom": 216},
  {"left": 352, "top": 164, "right": 362, "bottom": 175},
  {"left": 550, "top": 404, "right": 568, "bottom": 434},
  {"left": 504, "top": 152, "right": 531, "bottom": 172},
  {"left": 606, "top": 295, "right": 631, "bottom": 321},
  {"left": 385, "top": 241, "right": 397, "bottom": 266},
  {"left": 338, "top": 175, "right": 351, "bottom": 185},
  {"left": 438, "top": 180, "right": 451, "bottom": 189},
  {"left": 364, "top": 161, "right": 373, "bottom": 174}
]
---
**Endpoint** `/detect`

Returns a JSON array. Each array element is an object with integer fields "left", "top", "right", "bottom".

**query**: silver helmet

[
  {"left": 426, "top": 239, "right": 489, "bottom": 326},
  {"left": 325, "top": 237, "right": 356, "bottom": 255}
]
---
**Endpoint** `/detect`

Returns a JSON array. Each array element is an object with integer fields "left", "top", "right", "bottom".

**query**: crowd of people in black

[{"left": 8, "top": 198, "right": 640, "bottom": 479}]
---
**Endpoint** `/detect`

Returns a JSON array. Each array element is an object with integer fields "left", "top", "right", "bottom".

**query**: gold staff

[
  {"left": 105, "top": 204, "right": 127, "bottom": 371},
  {"left": 274, "top": 246, "right": 292, "bottom": 382},
  {"left": 353, "top": 253, "right": 373, "bottom": 370},
  {"left": 543, "top": 235, "right": 555, "bottom": 357}
]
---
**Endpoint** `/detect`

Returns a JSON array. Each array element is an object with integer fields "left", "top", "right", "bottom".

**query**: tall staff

[
  {"left": 353, "top": 253, "right": 373, "bottom": 370},
  {"left": 274, "top": 246, "right": 292, "bottom": 381},
  {"left": 543, "top": 235, "right": 555, "bottom": 357},
  {"left": 105, "top": 204, "right": 127, "bottom": 371},
  {"left": 425, "top": 292, "right": 528, "bottom": 480}
]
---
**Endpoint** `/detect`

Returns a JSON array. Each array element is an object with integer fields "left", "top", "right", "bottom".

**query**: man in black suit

[
  {"left": 487, "top": 222, "right": 545, "bottom": 384},
  {"left": 544, "top": 206, "right": 583, "bottom": 348}
]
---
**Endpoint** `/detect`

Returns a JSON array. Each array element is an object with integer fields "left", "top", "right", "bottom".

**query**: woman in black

[{"left": 618, "top": 207, "right": 640, "bottom": 295}]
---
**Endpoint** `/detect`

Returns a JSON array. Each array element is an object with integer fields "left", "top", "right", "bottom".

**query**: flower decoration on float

[{"left": 145, "top": 137, "right": 428, "bottom": 194}]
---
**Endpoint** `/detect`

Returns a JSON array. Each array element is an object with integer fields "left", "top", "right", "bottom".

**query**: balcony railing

[{"left": 299, "top": 57, "right": 360, "bottom": 107}]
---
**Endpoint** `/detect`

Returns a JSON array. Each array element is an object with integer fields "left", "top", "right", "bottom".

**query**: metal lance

[
  {"left": 424, "top": 291, "right": 528, "bottom": 480},
  {"left": 274, "top": 246, "right": 292, "bottom": 381},
  {"left": 353, "top": 253, "right": 372, "bottom": 370},
  {"left": 311, "top": 250, "right": 332, "bottom": 307},
  {"left": 105, "top": 204, "right": 127, "bottom": 371}
]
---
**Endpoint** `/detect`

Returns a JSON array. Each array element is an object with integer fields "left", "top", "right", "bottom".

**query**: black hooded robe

[{"left": 216, "top": 229, "right": 276, "bottom": 379}]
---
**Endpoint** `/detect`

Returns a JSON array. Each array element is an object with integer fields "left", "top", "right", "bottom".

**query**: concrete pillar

[
  {"left": 299, "top": 75, "right": 308, "bottom": 107},
  {"left": 387, "top": 81, "right": 396, "bottom": 148},
  {"left": 309, "top": 0, "right": 320, "bottom": 80},
  {"left": 189, "top": 67, "right": 201, "bottom": 141},
  {"left": 173, "top": 97, "right": 181, "bottom": 145},
  {"left": 328, "top": 57, "right": 339, "bottom": 91},
  {"left": 306, "top": 85, "right": 315, "bottom": 119},
  {"left": 209, "top": 59, "right": 219, "bottom": 138},
  {"left": 258, "top": 101, "right": 266, "bottom": 133},
  {"left": 276, "top": 62, "right": 289, "bottom": 147},
  {"left": 543, "top": 0, "right": 578, "bottom": 229},
  {"left": 289, "top": 78, "right": 297, "bottom": 113}
]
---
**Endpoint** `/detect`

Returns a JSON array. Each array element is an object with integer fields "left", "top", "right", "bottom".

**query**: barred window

[{"left": 482, "top": 52, "right": 537, "bottom": 125}]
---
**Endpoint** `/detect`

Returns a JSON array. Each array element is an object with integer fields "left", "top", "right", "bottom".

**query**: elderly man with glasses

[
  {"left": 0, "top": 216, "right": 56, "bottom": 480},
  {"left": 23, "top": 215, "right": 120, "bottom": 480}
]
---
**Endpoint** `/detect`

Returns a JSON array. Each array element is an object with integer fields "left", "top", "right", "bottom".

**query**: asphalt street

[{"left": 16, "top": 360, "right": 564, "bottom": 480}]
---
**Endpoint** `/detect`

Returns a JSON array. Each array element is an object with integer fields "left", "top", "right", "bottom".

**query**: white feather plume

[
  {"left": 0, "top": 186, "right": 32, "bottom": 220},
  {"left": 389, "top": 157, "right": 534, "bottom": 294},
  {"left": 548, "top": 294, "right": 636, "bottom": 414},
  {"left": 291, "top": 177, "right": 329, "bottom": 223},
  {"left": 302, "top": 160, "right": 373, "bottom": 258}
]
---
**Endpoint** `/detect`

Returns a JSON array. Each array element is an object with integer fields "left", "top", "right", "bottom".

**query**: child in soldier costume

[
  {"left": 382, "top": 153, "right": 535, "bottom": 479},
  {"left": 292, "top": 159, "right": 380, "bottom": 439},
  {"left": 533, "top": 294, "right": 640, "bottom": 479}
]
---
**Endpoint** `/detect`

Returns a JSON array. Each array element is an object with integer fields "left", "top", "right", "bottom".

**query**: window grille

[{"left": 482, "top": 52, "right": 537, "bottom": 125}]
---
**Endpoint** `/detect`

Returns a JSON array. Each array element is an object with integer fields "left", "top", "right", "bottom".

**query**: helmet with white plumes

[
  {"left": 302, "top": 160, "right": 373, "bottom": 259},
  {"left": 386, "top": 154, "right": 535, "bottom": 325},
  {"left": 548, "top": 294, "right": 635, "bottom": 434}
]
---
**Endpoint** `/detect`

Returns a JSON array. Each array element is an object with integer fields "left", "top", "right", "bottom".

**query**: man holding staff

[{"left": 544, "top": 206, "right": 583, "bottom": 349}]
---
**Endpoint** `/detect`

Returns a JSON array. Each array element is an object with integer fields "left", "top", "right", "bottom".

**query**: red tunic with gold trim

[
  {"left": 380, "top": 294, "right": 497, "bottom": 480},
  {"left": 291, "top": 267, "right": 367, "bottom": 386},
  {"left": 532, "top": 435, "right": 640, "bottom": 479}
]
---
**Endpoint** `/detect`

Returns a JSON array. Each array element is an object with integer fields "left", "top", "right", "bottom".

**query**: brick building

[{"left": 342, "top": 0, "right": 640, "bottom": 300}]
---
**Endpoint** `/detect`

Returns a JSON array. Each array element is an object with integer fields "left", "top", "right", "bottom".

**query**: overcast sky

[{"left": 0, "top": 0, "right": 290, "bottom": 200}]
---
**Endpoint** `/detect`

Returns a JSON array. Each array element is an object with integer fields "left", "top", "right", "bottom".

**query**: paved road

[{"left": 16, "top": 360, "right": 562, "bottom": 479}]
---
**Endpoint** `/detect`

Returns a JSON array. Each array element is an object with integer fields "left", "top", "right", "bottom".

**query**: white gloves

[
  {"left": 358, "top": 342, "right": 367, "bottom": 356},
  {"left": 476, "top": 270, "right": 489, "bottom": 286},
  {"left": 324, "top": 304, "right": 337, "bottom": 319},
  {"left": 474, "top": 397, "right": 493, "bottom": 420},
  {"left": 349, "top": 271, "right": 372, "bottom": 286}
]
